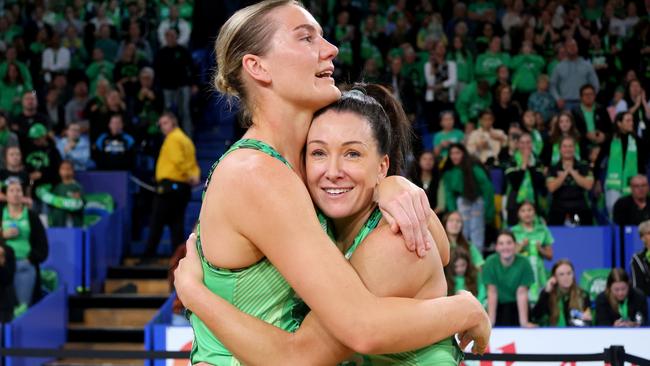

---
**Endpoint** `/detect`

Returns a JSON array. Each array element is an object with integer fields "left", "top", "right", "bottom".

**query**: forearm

[
  {"left": 546, "top": 177, "right": 564, "bottom": 193},
  {"left": 572, "top": 174, "right": 593, "bottom": 190},
  {"left": 487, "top": 286, "right": 497, "bottom": 325},
  {"left": 539, "top": 245, "right": 553, "bottom": 260},
  {"left": 516, "top": 287, "right": 530, "bottom": 325}
]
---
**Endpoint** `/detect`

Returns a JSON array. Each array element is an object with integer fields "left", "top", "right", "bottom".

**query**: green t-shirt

[
  {"left": 511, "top": 54, "right": 545, "bottom": 93},
  {"left": 3, "top": 206, "right": 31, "bottom": 260},
  {"left": 433, "top": 129, "right": 465, "bottom": 158},
  {"left": 468, "top": 1, "right": 496, "bottom": 16},
  {"left": 454, "top": 274, "right": 487, "bottom": 305},
  {"left": 511, "top": 221, "right": 553, "bottom": 302},
  {"left": 475, "top": 52, "right": 510, "bottom": 85},
  {"left": 49, "top": 181, "right": 84, "bottom": 227},
  {"left": 483, "top": 253, "right": 534, "bottom": 303},
  {"left": 448, "top": 50, "right": 474, "bottom": 84}
]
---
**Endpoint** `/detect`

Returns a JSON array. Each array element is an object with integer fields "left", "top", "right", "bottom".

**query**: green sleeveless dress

[
  {"left": 190, "top": 139, "right": 303, "bottom": 365},
  {"left": 336, "top": 208, "right": 464, "bottom": 366}
]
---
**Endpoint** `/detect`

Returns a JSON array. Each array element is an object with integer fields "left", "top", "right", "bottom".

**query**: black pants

[
  {"left": 496, "top": 301, "right": 522, "bottom": 326},
  {"left": 547, "top": 204, "right": 594, "bottom": 226},
  {"left": 144, "top": 180, "right": 191, "bottom": 257}
]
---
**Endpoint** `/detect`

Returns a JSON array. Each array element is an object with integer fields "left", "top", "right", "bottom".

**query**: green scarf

[
  {"left": 531, "top": 130, "right": 543, "bottom": 157},
  {"left": 454, "top": 275, "right": 466, "bottom": 292},
  {"left": 556, "top": 295, "right": 567, "bottom": 327},
  {"left": 618, "top": 298, "right": 629, "bottom": 320},
  {"left": 35, "top": 184, "right": 84, "bottom": 211},
  {"left": 645, "top": 250, "right": 650, "bottom": 263},
  {"left": 515, "top": 151, "right": 535, "bottom": 204},
  {"left": 551, "top": 142, "right": 581, "bottom": 165},
  {"left": 605, "top": 136, "right": 638, "bottom": 194},
  {"left": 580, "top": 105, "right": 596, "bottom": 133}
]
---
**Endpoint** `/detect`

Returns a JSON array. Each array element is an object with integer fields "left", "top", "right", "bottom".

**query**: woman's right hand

[
  {"left": 545, "top": 276, "right": 557, "bottom": 293},
  {"left": 2, "top": 227, "right": 18, "bottom": 239},
  {"left": 457, "top": 291, "right": 491, "bottom": 355},
  {"left": 174, "top": 233, "right": 204, "bottom": 311}
]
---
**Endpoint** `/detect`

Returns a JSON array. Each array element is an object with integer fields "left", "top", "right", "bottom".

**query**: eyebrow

[
  {"left": 308, "top": 140, "right": 367, "bottom": 147},
  {"left": 293, "top": 23, "right": 323, "bottom": 36}
]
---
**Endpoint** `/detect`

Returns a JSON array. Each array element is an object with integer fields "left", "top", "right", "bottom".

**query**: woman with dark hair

[
  {"left": 409, "top": 150, "right": 442, "bottom": 212},
  {"left": 442, "top": 143, "right": 495, "bottom": 251},
  {"left": 595, "top": 268, "right": 648, "bottom": 326},
  {"left": 446, "top": 247, "right": 486, "bottom": 304},
  {"left": 541, "top": 111, "right": 586, "bottom": 166},
  {"left": 443, "top": 211, "right": 485, "bottom": 268},
  {"left": 0, "top": 240, "right": 17, "bottom": 323},
  {"left": 595, "top": 112, "right": 647, "bottom": 217},
  {"left": 0, "top": 63, "right": 29, "bottom": 117},
  {"left": 532, "top": 259, "right": 592, "bottom": 327},
  {"left": 491, "top": 84, "right": 522, "bottom": 132}
]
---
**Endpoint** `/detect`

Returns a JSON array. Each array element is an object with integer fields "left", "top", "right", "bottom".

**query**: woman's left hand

[
  {"left": 376, "top": 176, "right": 433, "bottom": 257},
  {"left": 174, "top": 233, "right": 204, "bottom": 311}
]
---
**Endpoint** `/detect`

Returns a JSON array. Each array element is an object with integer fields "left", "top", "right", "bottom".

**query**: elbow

[{"left": 343, "top": 322, "right": 384, "bottom": 355}]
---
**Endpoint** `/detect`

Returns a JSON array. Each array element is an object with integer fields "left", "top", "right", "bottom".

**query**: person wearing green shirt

[
  {"left": 433, "top": 111, "right": 464, "bottom": 158},
  {"left": 0, "top": 63, "right": 29, "bottom": 118},
  {"left": 475, "top": 37, "right": 510, "bottom": 85},
  {"left": 455, "top": 80, "right": 492, "bottom": 126},
  {"left": 484, "top": 231, "right": 535, "bottom": 327},
  {"left": 443, "top": 211, "right": 485, "bottom": 268},
  {"left": 446, "top": 247, "right": 487, "bottom": 306},
  {"left": 86, "top": 48, "right": 115, "bottom": 94},
  {"left": 48, "top": 161, "right": 84, "bottom": 228},
  {"left": 448, "top": 35, "right": 474, "bottom": 88},
  {"left": 511, "top": 42, "right": 545, "bottom": 95},
  {"left": 510, "top": 201, "right": 554, "bottom": 303},
  {"left": 0, "top": 47, "right": 33, "bottom": 89},
  {"left": 442, "top": 144, "right": 495, "bottom": 251},
  {"left": 522, "top": 110, "right": 544, "bottom": 156}
]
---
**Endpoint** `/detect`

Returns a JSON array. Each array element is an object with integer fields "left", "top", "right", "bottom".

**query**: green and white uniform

[
  {"left": 333, "top": 208, "right": 463, "bottom": 366},
  {"left": 190, "top": 139, "right": 304, "bottom": 366}
]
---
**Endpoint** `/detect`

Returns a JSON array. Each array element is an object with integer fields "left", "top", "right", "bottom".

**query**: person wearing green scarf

[
  {"left": 598, "top": 112, "right": 647, "bottom": 217},
  {"left": 595, "top": 268, "right": 649, "bottom": 326},
  {"left": 630, "top": 220, "right": 650, "bottom": 296},
  {"left": 572, "top": 84, "right": 611, "bottom": 148},
  {"left": 442, "top": 144, "right": 495, "bottom": 251},
  {"left": 505, "top": 133, "right": 545, "bottom": 226},
  {"left": 510, "top": 201, "right": 553, "bottom": 303},
  {"left": 531, "top": 260, "right": 592, "bottom": 326}
]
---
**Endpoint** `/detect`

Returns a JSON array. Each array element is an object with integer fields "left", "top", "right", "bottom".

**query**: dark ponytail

[{"left": 314, "top": 83, "right": 412, "bottom": 176}]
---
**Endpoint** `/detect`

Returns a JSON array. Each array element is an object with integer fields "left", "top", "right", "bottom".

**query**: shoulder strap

[{"left": 344, "top": 207, "right": 383, "bottom": 259}]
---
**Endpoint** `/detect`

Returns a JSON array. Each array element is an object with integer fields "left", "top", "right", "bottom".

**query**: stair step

[
  {"left": 67, "top": 326, "right": 144, "bottom": 343},
  {"left": 122, "top": 257, "right": 170, "bottom": 266},
  {"left": 107, "top": 266, "right": 169, "bottom": 280},
  {"left": 69, "top": 293, "right": 168, "bottom": 309},
  {"left": 105, "top": 279, "right": 170, "bottom": 295},
  {"left": 76, "top": 308, "right": 159, "bottom": 327},
  {"left": 45, "top": 359, "right": 144, "bottom": 366}
]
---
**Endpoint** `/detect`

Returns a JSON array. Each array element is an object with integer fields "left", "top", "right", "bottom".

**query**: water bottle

[
  {"left": 570, "top": 309, "right": 585, "bottom": 327},
  {"left": 572, "top": 214, "right": 580, "bottom": 226},
  {"left": 635, "top": 312, "right": 644, "bottom": 326}
]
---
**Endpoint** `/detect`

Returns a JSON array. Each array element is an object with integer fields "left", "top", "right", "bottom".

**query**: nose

[
  {"left": 321, "top": 37, "right": 338, "bottom": 60},
  {"left": 324, "top": 156, "right": 344, "bottom": 181}
]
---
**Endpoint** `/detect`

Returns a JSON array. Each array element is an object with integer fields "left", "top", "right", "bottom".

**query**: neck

[
  {"left": 8, "top": 203, "right": 22, "bottom": 213},
  {"left": 244, "top": 101, "right": 315, "bottom": 176},
  {"left": 522, "top": 221, "right": 534, "bottom": 229},
  {"left": 633, "top": 196, "right": 647, "bottom": 207},
  {"left": 62, "top": 177, "right": 74, "bottom": 184},
  {"left": 561, "top": 157, "right": 573, "bottom": 164},
  {"left": 421, "top": 171, "right": 432, "bottom": 181},
  {"left": 448, "top": 233, "right": 458, "bottom": 243},
  {"left": 333, "top": 204, "right": 377, "bottom": 254},
  {"left": 582, "top": 103, "right": 593, "bottom": 110},
  {"left": 500, "top": 255, "right": 515, "bottom": 266},
  {"left": 7, "top": 164, "right": 21, "bottom": 172}
]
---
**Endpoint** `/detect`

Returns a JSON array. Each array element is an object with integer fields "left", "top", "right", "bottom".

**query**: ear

[
  {"left": 377, "top": 154, "right": 389, "bottom": 181},
  {"left": 242, "top": 54, "right": 271, "bottom": 84}
]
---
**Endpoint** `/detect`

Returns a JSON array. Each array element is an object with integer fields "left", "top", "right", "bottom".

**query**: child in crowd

[
  {"left": 522, "top": 109, "right": 543, "bottom": 157},
  {"left": 527, "top": 74, "right": 556, "bottom": 123},
  {"left": 48, "top": 161, "right": 84, "bottom": 227},
  {"left": 484, "top": 230, "right": 535, "bottom": 327},
  {"left": 511, "top": 201, "right": 554, "bottom": 303},
  {"left": 433, "top": 111, "right": 464, "bottom": 159},
  {"left": 446, "top": 247, "right": 486, "bottom": 305}
]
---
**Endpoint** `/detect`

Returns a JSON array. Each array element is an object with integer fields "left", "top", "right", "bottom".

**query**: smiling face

[
  {"left": 560, "top": 137, "right": 576, "bottom": 160},
  {"left": 496, "top": 233, "right": 517, "bottom": 261},
  {"left": 445, "top": 211, "right": 463, "bottom": 236},
  {"left": 257, "top": 4, "right": 340, "bottom": 112},
  {"left": 306, "top": 110, "right": 388, "bottom": 220}
]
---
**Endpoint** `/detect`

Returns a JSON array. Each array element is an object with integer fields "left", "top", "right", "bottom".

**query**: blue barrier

[
  {"left": 146, "top": 295, "right": 184, "bottom": 366},
  {"left": 85, "top": 210, "right": 125, "bottom": 293},
  {"left": 619, "top": 226, "right": 645, "bottom": 272},
  {"left": 3, "top": 287, "right": 67, "bottom": 366},
  {"left": 42, "top": 229, "right": 84, "bottom": 295},
  {"left": 547, "top": 226, "right": 613, "bottom": 280}
]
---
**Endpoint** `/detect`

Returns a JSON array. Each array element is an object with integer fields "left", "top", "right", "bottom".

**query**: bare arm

[
  {"left": 569, "top": 169, "right": 594, "bottom": 190},
  {"left": 487, "top": 285, "right": 498, "bottom": 325},
  {"left": 537, "top": 244, "right": 553, "bottom": 260},
  {"left": 190, "top": 153, "right": 485, "bottom": 354},
  {"left": 546, "top": 171, "right": 567, "bottom": 193},
  {"left": 516, "top": 286, "right": 532, "bottom": 327}
]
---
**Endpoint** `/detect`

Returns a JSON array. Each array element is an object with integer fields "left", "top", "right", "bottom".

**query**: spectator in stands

[
  {"left": 0, "top": 112, "right": 18, "bottom": 170},
  {"left": 55, "top": 121, "right": 91, "bottom": 171},
  {"left": 448, "top": 35, "right": 473, "bottom": 92},
  {"left": 134, "top": 67, "right": 164, "bottom": 138},
  {"left": 408, "top": 150, "right": 441, "bottom": 212},
  {"left": 484, "top": 230, "right": 535, "bottom": 327},
  {"left": 625, "top": 79, "right": 650, "bottom": 144},
  {"left": 64, "top": 79, "right": 89, "bottom": 126},
  {"left": 446, "top": 247, "right": 486, "bottom": 304},
  {"left": 456, "top": 79, "right": 492, "bottom": 129},
  {"left": 1, "top": 178, "right": 48, "bottom": 307},
  {"left": 155, "top": 28, "right": 194, "bottom": 137},
  {"left": 443, "top": 211, "right": 485, "bottom": 268},
  {"left": 432, "top": 111, "right": 464, "bottom": 158},
  {"left": 11, "top": 91, "right": 52, "bottom": 147},
  {"left": 48, "top": 160, "right": 84, "bottom": 228},
  {"left": 0, "top": 63, "right": 30, "bottom": 118},
  {"left": 143, "top": 112, "right": 200, "bottom": 259},
  {"left": 504, "top": 132, "right": 546, "bottom": 226},
  {"left": 86, "top": 48, "right": 114, "bottom": 95},
  {"left": 531, "top": 259, "right": 592, "bottom": 327},
  {"left": 423, "top": 41, "right": 457, "bottom": 129},
  {"left": 550, "top": 38, "right": 600, "bottom": 112},
  {"left": 0, "top": 47, "right": 33, "bottom": 88},
  {"left": 114, "top": 42, "right": 146, "bottom": 104},
  {"left": 630, "top": 220, "right": 650, "bottom": 296},
  {"left": 118, "top": 21, "right": 153, "bottom": 64},
  {"left": 44, "top": 88, "right": 65, "bottom": 134},
  {"left": 88, "top": 89, "right": 126, "bottom": 143},
  {"left": 383, "top": 56, "right": 416, "bottom": 118},
  {"left": 94, "top": 24, "right": 118, "bottom": 62},
  {"left": 94, "top": 114, "right": 135, "bottom": 171},
  {"left": 475, "top": 36, "right": 510, "bottom": 86},
  {"left": 0, "top": 240, "right": 16, "bottom": 323},
  {"left": 527, "top": 74, "right": 556, "bottom": 123},
  {"left": 41, "top": 33, "right": 70, "bottom": 83},
  {"left": 24, "top": 123, "right": 62, "bottom": 190},
  {"left": 511, "top": 41, "right": 545, "bottom": 104},
  {"left": 613, "top": 175, "right": 650, "bottom": 226},
  {"left": 158, "top": 5, "right": 191, "bottom": 48},
  {"left": 573, "top": 84, "right": 611, "bottom": 150},
  {"left": 596, "top": 112, "right": 647, "bottom": 217},
  {"left": 0, "top": 146, "right": 32, "bottom": 205},
  {"left": 441, "top": 143, "right": 495, "bottom": 251},
  {"left": 547, "top": 136, "right": 595, "bottom": 226},
  {"left": 511, "top": 201, "right": 554, "bottom": 302},
  {"left": 491, "top": 84, "right": 521, "bottom": 132},
  {"left": 541, "top": 112, "right": 586, "bottom": 166},
  {"left": 595, "top": 268, "right": 648, "bottom": 326},
  {"left": 466, "top": 109, "right": 507, "bottom": 166},
  {"left": 521, "top": 110, "right": 543, "bottom": 157}
]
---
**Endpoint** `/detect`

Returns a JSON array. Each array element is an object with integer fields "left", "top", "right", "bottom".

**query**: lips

[
  {"left": 315, "top": 66, "right": 334, "bottom": 79},
  {"left": 322, "top": 187, "right": 352, "bottom": 196}
]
